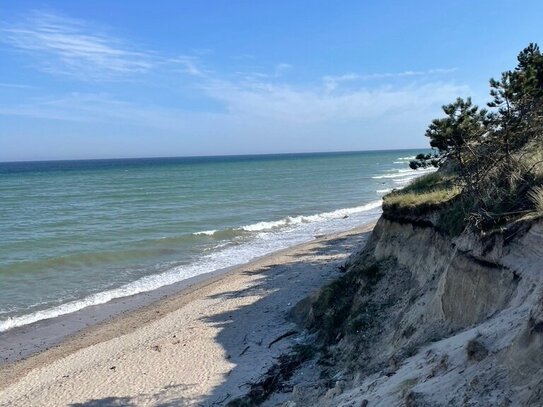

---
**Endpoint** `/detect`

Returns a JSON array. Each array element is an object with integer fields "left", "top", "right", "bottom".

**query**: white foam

[
  {"left": 384, "top": 167, "right": 407, "bottom": 172},
  {"left": 0, "top": 201, "right": 383, "bottom": 332},
  {"left": 373, "top": 172, "right": 414, "bottom": 179},
  {"left": 376, "top": 188, "right": 393, "bottom": 194},
  {"left": 193, "top": 229, "right": 218, "bottom": 236},
  {"left": 238, "top": 200, "right": 382, "bottom": 232},
  {"left": 393, "top": 176, "right": 418, "bottom": 184}
]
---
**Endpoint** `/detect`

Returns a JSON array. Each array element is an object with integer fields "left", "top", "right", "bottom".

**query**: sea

[{"left": 0, "top": 150, "right": 433, "bottom": 332}]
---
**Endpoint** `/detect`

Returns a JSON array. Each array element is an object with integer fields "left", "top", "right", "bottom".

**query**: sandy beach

[{"left": 0, "top": 223, "right": 374, "bottom": 407}]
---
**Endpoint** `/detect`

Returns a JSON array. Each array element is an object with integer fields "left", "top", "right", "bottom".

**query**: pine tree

[{"left": 410, "top": 97, "right": 488, "bottom": 191}]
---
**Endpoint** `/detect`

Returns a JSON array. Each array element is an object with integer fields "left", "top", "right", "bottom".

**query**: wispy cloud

[
  {"left": 0, "top": 10, "right": 468, "bottom": 154},
  {"left": 0, "top": 78, "right": 468, "bottom": 130},
  {"left": 1, "top": 11, "right": 155, "bottom": 80},
  {"left": 323, "top": 68, "right": 458, "bottom": 91},
  {"left": 202, "top": 78, "right": 467, "bottom": 124},
  {"left": 169, "top": 56, "right": 206, "bottom": 77}
]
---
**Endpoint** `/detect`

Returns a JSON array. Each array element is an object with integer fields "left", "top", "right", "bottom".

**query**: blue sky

[{"left": 1, "top": 1, "right": 542, "bottom": 161}]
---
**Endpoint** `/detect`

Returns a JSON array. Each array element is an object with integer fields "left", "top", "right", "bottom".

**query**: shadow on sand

[{"left": 68, "top": 230, "right": 371, "bottom": 407}]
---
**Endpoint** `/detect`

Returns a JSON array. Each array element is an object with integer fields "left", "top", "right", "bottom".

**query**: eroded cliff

[{"left": 275, "top": 214, "right": 543, "bottom": 406}]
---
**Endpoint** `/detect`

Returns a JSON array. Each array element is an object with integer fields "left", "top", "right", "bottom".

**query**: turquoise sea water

[{"left": 0, "top": 150, "right": 432, "bottom": 331}]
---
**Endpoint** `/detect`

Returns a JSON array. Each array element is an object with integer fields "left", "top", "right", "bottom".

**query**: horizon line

[{"left": 0, "top": 147, "right": 428, "bottom": 164}]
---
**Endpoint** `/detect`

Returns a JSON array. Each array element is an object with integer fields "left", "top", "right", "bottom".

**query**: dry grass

[
  {"left": 519, "top": 143, "right": 543, "bottom": 181},
  {"left": 383, "top": 187, "right": 459, "bottom": 212},
  {"left": 528, "top": 186, "right": 543, "bottom": 215},
  {"left": 382, "top": 170, "right": 459, "bottom": 214}
]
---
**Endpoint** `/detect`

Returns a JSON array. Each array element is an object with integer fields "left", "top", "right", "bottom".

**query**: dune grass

[
  {"left": 401, "top": 172, "right": 454, "bottom": 194},
  {"left": 528, "top": 186, "right": 543, "bottom": 217},
  {"left": 383, "top": 172, "right": 459, "bottom": 213},
  {"left": 383, "top": 188, "right": 459, "bottom": 210}
]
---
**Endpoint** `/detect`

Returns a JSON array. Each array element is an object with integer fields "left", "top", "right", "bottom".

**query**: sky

[{"left": 0, "top": 1, "right": 542, "bottom": 161}]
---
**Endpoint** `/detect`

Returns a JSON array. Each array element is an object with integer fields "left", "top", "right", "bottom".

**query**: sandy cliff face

[{"left": 278, "top": 215, "right": 543, "bottom": 407}]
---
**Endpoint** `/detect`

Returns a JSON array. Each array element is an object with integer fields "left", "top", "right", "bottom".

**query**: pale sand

[{"left": 0, "top": 223, "right": 374, "bottom": 407}]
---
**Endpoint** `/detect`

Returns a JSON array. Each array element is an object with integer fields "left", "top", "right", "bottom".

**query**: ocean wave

[
  {"left": 385, "top": 168, "right": 416, "bottom": 173},
  {"left": 192, "top": 228, "right": 246, "bottom": 239},
  {"left": 376, "top": 188, "right": 393, "bottom": 194},
  {"left": 372, "top": 172, "right": 415, "bottom": 179},
  {"left": 0, "top": 257, "right": 224, "bottom": 332},
  {"left": 193, "top": 229, "right": 217, "bottom": 236},
  {"left": 238, "top": 200, "right": 382, "bottom": 232},
  {"left": 373, "top": 166, "right": 436, "bottom": 180},
  {"left": 0, "top": 200, "right": 382, "bottom": 332},
  {"left": 393, "top": 176, "right": 418, "bottom": 184}
]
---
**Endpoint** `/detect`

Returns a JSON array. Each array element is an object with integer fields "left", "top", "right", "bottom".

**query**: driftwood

[
  {"left": 268, "top": 330, "right": 297, "bottom": 348},
  {"left": 226, "top": 345, "right": 314, "bottom": 407}
]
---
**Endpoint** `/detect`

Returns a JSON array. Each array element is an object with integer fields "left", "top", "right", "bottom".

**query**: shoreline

[{"left": 0, "top": 221, "right": 375, "bottom": 406}]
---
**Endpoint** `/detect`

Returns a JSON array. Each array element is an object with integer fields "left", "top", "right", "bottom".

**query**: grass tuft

[
  {"left": 383, "top": 188, "right": 458, "bottom": 209},
  {"left": 528, "top": 186, "right": 543, "bottom": 216},
  {"left": 401, "top": 172, "right": 454, "bottom": 194},
  {"left": 382, "top": 171, "right": 459, "bottom": 215}
]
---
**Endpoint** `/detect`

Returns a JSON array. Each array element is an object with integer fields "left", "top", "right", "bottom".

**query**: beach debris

[
  {"left": 109, "top": 366, "right": 116, "bottom": 370},
  {"left": 227, "top": 345, "right": 314, "bottom": 406},
  {"left": 239, "top": 346, "right": 250, "bottom": 356},
  {"left": 152, "top": 345, "right": 161, "bottom": 352},
  {"left": 268, "top": 330, "right": 297, "bottom": 348}
]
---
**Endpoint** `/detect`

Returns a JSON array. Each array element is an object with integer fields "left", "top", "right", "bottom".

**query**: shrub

[{"left": 309, "top": 264, "right": 380, "bottom": 343}]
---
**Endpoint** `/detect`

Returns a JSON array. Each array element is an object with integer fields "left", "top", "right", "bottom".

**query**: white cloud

[
  {"left": 201, "top": 77, "right": 467, "bottom": 125},
  {"left": 0, "top": 78, "right": 468, "bottom": 133},
  {"left": 169, "top": 56, "right": 205, "bottom": 76},
  {"left": 322, "top": 68, "right": 458, "bottom": 91},
  {"left": 322, "top": 73, "right": 360, "bottom": 91},
  {"left": 0, "top": 11, "right": 469, "bottom": 155},
  {"left": 1, "top": 11, "right": 155, "bottom": 80}
]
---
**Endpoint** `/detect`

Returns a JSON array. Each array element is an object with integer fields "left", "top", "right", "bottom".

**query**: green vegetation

[
  {"left": 309, "top": 264, "right": 381, "bottom": 343},
  {"left": 401, "top": 172, "right": 455, "bottom": 194},
  {"left": 382, "top": 172, "right": 459, "bottom": 217},
  {"left": 395, "top": 43, "right": 543, "bottom": 234}
]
